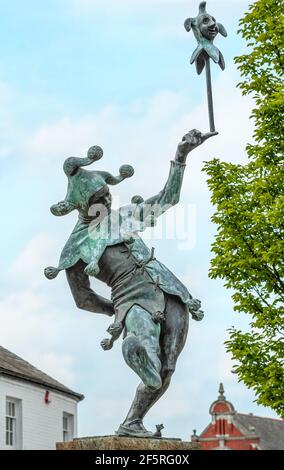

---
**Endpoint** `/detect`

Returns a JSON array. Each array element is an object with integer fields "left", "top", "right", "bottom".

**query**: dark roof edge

[
  {"left": 0, "top": 369, "right": 84, "bottom": 402},
  {"left": 236, "top": 413, "right": 284, "bottom": 423}
]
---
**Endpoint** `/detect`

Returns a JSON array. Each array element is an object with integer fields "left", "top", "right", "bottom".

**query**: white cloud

[
  {"left": 71, "top": 0, "right": 249, "bottom": 13},
  {"left": 68, "top": 1, "right": 251, "bottom": 42},
  {"left": 23, "top": 64, "right": 253, "bottom": 208},
  {"left": 23, "top": 90, "right": 183, "bottom": 166},
  {"left": 34, "top": 352, "right": 75, "bottom": 386},
  {"left": 0, "top": 286, "right": 78, "bottom": 388},
  {"left": 9, "top": 232, "right": 60, "bottom": 285},
  {"left": 151, "top": 383, "right": 193, "bottom": 419},
  {"left": 217, "top": 348, "right": 236, "bottom": 380}
]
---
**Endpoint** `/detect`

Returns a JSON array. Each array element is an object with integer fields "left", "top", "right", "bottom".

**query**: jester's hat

[{"left": 51, "top": 145, "right": 134, "bottom": 217}]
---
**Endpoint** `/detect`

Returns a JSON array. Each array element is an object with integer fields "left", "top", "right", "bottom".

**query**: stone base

[{"left": 57, "top": 435, "right": 198, "bottom": 451}]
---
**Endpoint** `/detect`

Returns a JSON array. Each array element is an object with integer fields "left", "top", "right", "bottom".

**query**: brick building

[{"left": 192, "top": 384, "right": 284, "bottom": 450}]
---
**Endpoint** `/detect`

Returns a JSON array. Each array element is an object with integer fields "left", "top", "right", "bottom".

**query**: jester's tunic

[{"left": 48, "top": 160, "right": 203, "bottom": 323}]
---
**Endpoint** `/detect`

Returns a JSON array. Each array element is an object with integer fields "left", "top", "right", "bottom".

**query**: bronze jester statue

[{"left": 45, "top": 129, "right": 217, "bottom": 437}]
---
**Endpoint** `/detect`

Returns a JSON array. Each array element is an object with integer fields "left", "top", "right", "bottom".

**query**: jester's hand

[
  {"left": 101, "top": 338, "right": 113, "bottom": 351},
  {"left": 107, "top": 322, "right": 123, "bottom": 339},
  {"left": 175, "top": 129, "right": 218, "bottom": 163},
  {"left": 188, "top": 298, "right": 202, "bottom": 312},
  {"left": 188, "top": 298, "right": 204, "bottom": 321},
  {"left": 191, "top": 310, "right": 204, "bottom": 322}
]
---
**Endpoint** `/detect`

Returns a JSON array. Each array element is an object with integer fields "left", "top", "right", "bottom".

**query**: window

[
  {"left": 63, "top": 412, "right": 74, "bottom": 442},
  {"left": 6, "top": 401, "right": 16, "bottom": 447},
  {"left": 5, "top": 398, "right": 22, "bottom": 449}
]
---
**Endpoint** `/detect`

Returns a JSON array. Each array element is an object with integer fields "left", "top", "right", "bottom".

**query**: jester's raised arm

[{"left": 131, "top": 129, "right": 217, "bottom": 224}]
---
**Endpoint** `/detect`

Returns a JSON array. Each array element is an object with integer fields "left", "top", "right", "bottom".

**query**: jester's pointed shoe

[{"left": 116, "top": 419, "right": 154, "bottom": 438}]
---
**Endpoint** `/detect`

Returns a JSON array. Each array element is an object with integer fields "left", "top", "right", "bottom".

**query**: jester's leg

[
  {"left": 117, "top": 296, "right": 189, "bottom": 437},
  {"left": 122, "top": 305, "right": 162, "bottom": 390},
  {"left": 116, "top": 305, "right": 162, "bottom": 438}
]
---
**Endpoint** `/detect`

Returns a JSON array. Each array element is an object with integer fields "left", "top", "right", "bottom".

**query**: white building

[{"left": 0, "top": 346, "right": 84, "bottom": 450}]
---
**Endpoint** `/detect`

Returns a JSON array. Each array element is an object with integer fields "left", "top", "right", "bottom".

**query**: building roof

[
  {"left": 0, "top": 346, "right": 84, "bottom": 401},
  {"left": 235, "top": 413, "right": 284, "bottom": 451},
  {"left": 198, "top": 384, "right": 284, "bottom": 451}
]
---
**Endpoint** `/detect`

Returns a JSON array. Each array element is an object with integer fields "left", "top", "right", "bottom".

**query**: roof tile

[{"left": 0, "top": 346, "right": 84, "bottom": 401}]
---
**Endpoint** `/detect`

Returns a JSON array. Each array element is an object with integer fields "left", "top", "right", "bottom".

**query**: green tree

[{"left": 203, "top": 0, "right": 284, "bottom": 416}]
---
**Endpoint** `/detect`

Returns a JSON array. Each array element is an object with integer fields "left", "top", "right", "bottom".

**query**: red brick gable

[
  {"left": 211, "top": 401, "right": 232, "bottom": 414},
  {"left": 202, "top": 420, "right": 244, "bottom": 439},
  {"left": 190, "top": 384, "right": 284, "bottom": 450}
]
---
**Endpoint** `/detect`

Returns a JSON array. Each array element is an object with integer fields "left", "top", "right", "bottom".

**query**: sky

[{"left": 0, "top": 0, "right": 279, "bottom": 441}]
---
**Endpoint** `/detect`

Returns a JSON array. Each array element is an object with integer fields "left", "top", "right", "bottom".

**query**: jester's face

[
  {"left": 198, "top": 14, "right": 219, "bottom": 40},
  {"left": 88, "top": 186, "right": 113, "bottom": 217}
]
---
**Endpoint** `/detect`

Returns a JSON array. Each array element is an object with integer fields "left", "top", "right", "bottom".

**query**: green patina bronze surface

[
  {"left": 45, "top": 129, "right": 216, "bottom": 438},
  {"left": 184, "top": 1, "right": 227, "bottom": 75}
]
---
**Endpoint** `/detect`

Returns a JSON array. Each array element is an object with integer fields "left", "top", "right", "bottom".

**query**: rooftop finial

[
  {"left": 218, "top": 382, "right": 225, "bottom": 400},
  {"left": 191, "top": 429, "right": 199, "bottom": 442}
]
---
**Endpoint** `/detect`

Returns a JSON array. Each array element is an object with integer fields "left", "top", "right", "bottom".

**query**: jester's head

[{"left": 50, "top": 146, "right": 134, "bottom": 219}]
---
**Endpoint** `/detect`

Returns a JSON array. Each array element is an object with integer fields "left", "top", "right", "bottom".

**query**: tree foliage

[{"left": 203, "top": 0, "right": 284, "bottom": 415}]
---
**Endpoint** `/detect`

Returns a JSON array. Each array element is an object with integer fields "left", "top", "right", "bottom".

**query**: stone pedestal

[{"left": 57, "top": 436, "right": 198, "bottom": 451}]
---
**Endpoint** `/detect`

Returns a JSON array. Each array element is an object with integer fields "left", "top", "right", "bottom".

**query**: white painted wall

[{"left": 0, "top": 375, "right": 78, "bottom": 450}]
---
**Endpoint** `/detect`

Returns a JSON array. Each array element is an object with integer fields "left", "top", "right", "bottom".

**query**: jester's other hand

[
  {"left": 188, "top": 298, "right": 204, "bottom": 321},
  {"left": 191, "top": 309, "right": 204, "bottom": 321},
  {"left": 188, "top": 298, "right": 202, "bottom": 312},
  {"left": 107, "top": 322, "right": 123, "bottom": 339},
  {"left": 175, "top": 129, "right": 218, "bottom": 163},
  {"left": 101, "top": 338, "right": 113, "bottom": 351}
]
